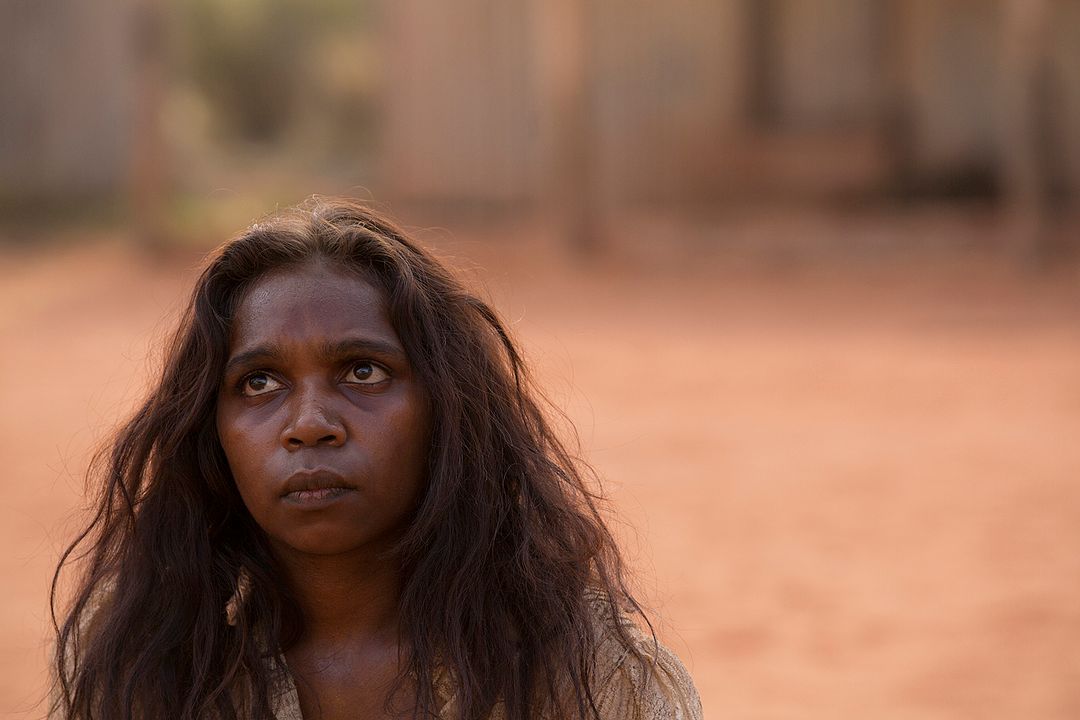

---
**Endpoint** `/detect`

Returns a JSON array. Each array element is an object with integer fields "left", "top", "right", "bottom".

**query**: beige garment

[
  {"left": 270, "top": 602, "right": 703, "bottom": 720},
  {"left": 58, "top": 581, "right": 702, "bottom": 720}
]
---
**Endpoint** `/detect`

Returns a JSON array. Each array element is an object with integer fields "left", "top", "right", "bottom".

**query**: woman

[{"left": 50, "top": 198, "right": 702, "bottom": 719}]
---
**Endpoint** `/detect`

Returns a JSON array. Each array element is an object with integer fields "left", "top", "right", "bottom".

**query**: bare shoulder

[{"left": 586, "top": 593, "right": 704, "bottom": 720}]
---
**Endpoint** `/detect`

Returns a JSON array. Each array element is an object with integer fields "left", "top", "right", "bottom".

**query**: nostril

[{"left": 280, "top": 407, "right": 346, "bottom": 449}]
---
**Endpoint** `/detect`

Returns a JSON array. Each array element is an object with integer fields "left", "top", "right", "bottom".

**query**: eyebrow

[
  {"left": 223, "top": 337, "right": 408, "bottom": 377},
  {"left": 321, "top": 337, "right": 407, "bottom": 363}
]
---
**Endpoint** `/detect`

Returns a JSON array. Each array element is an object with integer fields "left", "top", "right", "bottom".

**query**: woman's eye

[
  {"left": 348, "top": 361, "right": 390, "bottom": 385},
  {"left": 240, "top": 372, "right": 283, "bottom": 396}
]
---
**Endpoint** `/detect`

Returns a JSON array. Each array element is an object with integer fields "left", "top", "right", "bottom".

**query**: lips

[{"left": 281, "top": 469, "right": 356, "bottom": 500}]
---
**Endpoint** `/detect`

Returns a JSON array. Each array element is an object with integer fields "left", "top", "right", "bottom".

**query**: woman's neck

[
  {"left": 273, "top": 546, "right": 417, "bottom": 720},
  {"left": 273, "top": 544, "right": 404, "bottom": 643}
]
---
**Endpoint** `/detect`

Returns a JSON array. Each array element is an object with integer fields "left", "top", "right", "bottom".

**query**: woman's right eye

[{"left": 240, "top": 372, "right": 284, "bottom": 397}]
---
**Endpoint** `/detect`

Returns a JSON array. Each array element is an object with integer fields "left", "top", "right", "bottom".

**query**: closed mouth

[
  {"left": 283, "top": 486, "right": 353, "bottom": 504},
  {"left": 281, "top": 469, "right": 356, "bottom": 498}
]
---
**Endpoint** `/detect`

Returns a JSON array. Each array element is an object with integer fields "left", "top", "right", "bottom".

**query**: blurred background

[{"left": 2, "top": 0, "right": 1079, "bottom": 718}]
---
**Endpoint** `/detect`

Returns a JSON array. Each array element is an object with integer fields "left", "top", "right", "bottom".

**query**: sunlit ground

[{"left": 2, "top": 207, "right": 1079, "bottom": 719}]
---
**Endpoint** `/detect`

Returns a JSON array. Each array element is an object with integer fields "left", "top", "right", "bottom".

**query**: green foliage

[{"left": 180, "top": 0, "right": 376, "bottom": 147}]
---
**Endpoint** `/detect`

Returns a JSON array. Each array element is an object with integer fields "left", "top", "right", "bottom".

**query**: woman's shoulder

[
  {"left": 585, "top": 591, "right": 703, "bottom": 720},
  {"left": 48, "top": 577, "right": 117, "bottom": 719}
]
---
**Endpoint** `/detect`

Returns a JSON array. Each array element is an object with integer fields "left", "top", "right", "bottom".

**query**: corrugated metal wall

[
  {"left": 378, "top": 0, "right": 1080, "bottom": 206},
  {"left": 0, "top": 0, "right": 137, "bottom": 199},
  {"left": 379, "top": 0, "right": 540, "bottom": 204},
  {"left": 3, "top": 0, "right": 1075, "bottom": 206}
]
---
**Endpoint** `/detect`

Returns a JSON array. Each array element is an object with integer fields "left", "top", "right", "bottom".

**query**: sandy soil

[{"left": 2, "top": 214, "right": 1079, "bottom": 718}]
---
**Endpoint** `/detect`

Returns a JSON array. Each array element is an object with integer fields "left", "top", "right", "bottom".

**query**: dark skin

[{"left": 216, "top": 261, "right": 432, "bottom": 719}]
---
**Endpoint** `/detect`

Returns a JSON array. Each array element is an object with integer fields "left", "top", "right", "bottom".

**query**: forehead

[{"left": 229, "top": 262, "right": 396, "bottom": 351}]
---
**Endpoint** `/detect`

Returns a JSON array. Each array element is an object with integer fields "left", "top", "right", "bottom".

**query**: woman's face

[{"left": 215, "top": 261, "right": 432, "bottom": 558}]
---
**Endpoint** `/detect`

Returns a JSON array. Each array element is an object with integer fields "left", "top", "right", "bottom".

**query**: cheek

[
  {"left": 216, "top": 411, "right": 241, "bottom": 470},
  {"left": 400, "top": 397, "right": 433, "bottom": 471},
  {"left": 376, "top": 402, "right": 431, "bottom": 497},
  {"left": 216, "top": 408, "right": 267, "bottom": 496}
]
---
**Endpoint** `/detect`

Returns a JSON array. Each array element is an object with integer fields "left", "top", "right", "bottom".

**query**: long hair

[{"left": 51, "top": 198, "right": 651, "bottom": 720}]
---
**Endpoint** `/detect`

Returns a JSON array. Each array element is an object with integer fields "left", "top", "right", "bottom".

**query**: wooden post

[
  {"left": 879, "top": 0, "right": 915, "bottom": 194},
  {"left": 130, "top": 0, "right": 168, "bottom": 250},
  {"left": 530, "top": 0, "right": 599, "bottom": 255},
  {"left": 999, "top": 0, "right": 1052, "bottom": 261}
]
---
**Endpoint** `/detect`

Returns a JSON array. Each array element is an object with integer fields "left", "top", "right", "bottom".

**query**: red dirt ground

[{"left": 2, "top": 213, "right": 1079, "bottom": 718}]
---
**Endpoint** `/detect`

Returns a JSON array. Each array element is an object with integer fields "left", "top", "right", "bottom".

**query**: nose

[{"left": 280, "top": 387, "right": 346, "bottom": 450}]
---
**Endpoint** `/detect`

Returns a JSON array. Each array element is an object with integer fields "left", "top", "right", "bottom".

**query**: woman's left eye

[
  {"left": 239, "top": 372, "right": 284, "bottom": 396},
  {"left": 347, "top": 361, "right": 390, "bottom": 385}
]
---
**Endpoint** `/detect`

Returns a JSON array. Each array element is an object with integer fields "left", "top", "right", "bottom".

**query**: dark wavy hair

[{"left": 50, "top": 198, "right": 652, "bottom": 720}]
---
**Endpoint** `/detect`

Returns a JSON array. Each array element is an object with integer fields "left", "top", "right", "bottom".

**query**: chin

[
  {"left": 279, "top": 522, "right": 408, "bottom": 557},
  {"left": 270, "top": 530, "right": 363, "bottom": 557}
]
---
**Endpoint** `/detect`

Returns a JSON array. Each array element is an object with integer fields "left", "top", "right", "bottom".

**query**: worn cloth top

[
  {"left": 56, "top": 581, "right": 703, "bottom": 720},
  {"left": 267, "top": 596, "right": 703, "bottom": 720}
]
